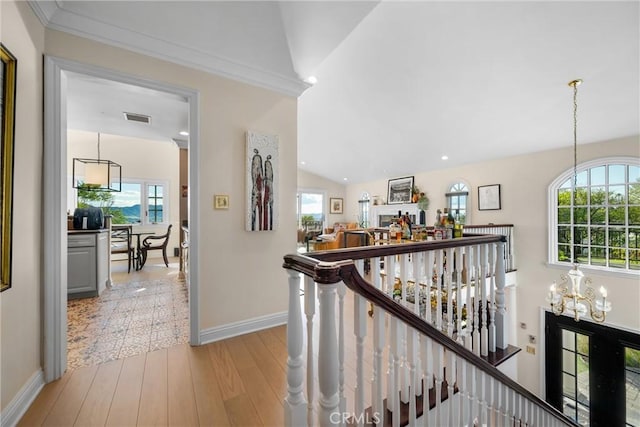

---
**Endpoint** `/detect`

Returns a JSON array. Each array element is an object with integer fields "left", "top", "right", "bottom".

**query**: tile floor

[{"left": 67, "top": 259, "right": 189, "bottom": 369}]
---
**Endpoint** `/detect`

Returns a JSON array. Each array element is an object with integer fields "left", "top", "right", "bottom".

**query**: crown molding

[{"left": 28, "top": 1, "right": 310, "bottom": 97}]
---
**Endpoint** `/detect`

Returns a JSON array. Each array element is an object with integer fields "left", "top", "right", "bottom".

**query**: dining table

[{"left": 130, "top": 231, "right": 156, "bottom": 271}]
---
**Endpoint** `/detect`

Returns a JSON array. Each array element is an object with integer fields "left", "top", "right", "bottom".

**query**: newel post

[
  {"left": 494, "top": 240, "right": 508, "bottom": 350},
  {"left": 284, "top": 269, "right": 307, "bottom": 426}
]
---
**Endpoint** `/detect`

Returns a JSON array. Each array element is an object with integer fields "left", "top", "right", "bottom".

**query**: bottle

[{"left": 444, "top": 208, "right": 454, "bottom": 239}]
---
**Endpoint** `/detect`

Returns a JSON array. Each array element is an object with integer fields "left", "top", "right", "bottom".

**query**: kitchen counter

[{"left": 68, "top": 229, "right": 109, "bottom": 298}]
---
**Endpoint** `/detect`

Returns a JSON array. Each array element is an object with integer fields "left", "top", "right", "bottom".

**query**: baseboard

[
  {"left": 1, "top": 369, "right": 45, "bottom": 427},
  {"left": 200, "top": 311, "right": 287, "bottom": 344}
]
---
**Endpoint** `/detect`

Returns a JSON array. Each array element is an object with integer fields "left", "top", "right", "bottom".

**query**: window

[
  {"left": 549, "top": 157, "right": 640, "bottom": 273},
  {"left": 109, "top": 180, "right": 168, "bottom": 225},
  {"left": 446, "top": 181, "right": 469, "bottom": 224},
  {"left": 296, "top": 191, "right": 324, "bottom": 229}
]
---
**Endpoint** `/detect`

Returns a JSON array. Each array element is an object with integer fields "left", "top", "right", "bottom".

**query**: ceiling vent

[{"left": 123, "top": 112, "right": 151, "bottom": 124}]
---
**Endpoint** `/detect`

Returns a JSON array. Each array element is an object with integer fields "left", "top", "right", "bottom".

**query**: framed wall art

[
  {"left": 478, "top": 184, "right": 501, "bottom": 210},
  {"left": 246, "top": 131, "right": 279, "bottom": 231},
  {"left": 330, "top": 197, "right": 343, "bottom": 214},
  {"left": 387, "top": 176, "right": 414, "bottom": 204},
  {"left": 1, "top": 43, "right": 17, "bottom": 292}
]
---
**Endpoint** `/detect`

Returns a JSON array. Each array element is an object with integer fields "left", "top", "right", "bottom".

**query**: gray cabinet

[{"left": 68, "top": 231, "right": 109, "bottom": 298}]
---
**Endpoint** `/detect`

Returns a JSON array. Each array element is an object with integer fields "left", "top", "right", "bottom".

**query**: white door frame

[{"left": 43, "top": 56, "right": 201, "bottom": 382}]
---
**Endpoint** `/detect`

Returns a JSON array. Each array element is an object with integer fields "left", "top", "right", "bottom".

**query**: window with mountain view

[{"left": 549, "top": 158, "right": 639, "bottom": 272}]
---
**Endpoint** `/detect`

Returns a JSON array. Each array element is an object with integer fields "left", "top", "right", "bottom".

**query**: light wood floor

[{"left": 19, "top": 326, "right": 288, "bottom": 426}]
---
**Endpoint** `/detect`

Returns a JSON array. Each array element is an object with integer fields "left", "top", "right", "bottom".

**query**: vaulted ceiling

[{"left": 30, "top": 1, "right": 639, "bottom": 184}]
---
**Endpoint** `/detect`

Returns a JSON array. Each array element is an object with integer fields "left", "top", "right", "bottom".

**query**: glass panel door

[
  {"left": 561, "top": 329, "right": 591, "bottom": 425},
  {"left": 626, "top": 347, "right": 640, "bottom": 426}
]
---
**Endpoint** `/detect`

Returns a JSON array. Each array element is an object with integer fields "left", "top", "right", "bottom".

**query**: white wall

[
  {"left": 346, "top": 135, "right": 640, "bottom": 395},
  {"left": 67, "top": 130, "right": 181, "bottom": 255},
  {"left": 0, "top": 0, "right": 45, "bottom": 413},
  {"left": 298, "top": 169, "right": 348, "bottom": 226}
]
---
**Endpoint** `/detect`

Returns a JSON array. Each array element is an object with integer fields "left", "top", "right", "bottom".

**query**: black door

[{"left": 545, "top": 311, "right": 640, "bottom": 426}]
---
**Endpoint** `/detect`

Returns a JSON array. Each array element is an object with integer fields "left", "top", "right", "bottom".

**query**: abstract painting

[{"left": 246, "top": 131, "right": 279, "bottom": 231}]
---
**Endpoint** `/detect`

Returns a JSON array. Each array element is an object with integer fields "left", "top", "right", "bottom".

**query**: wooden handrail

[{"left": 282, "top": 238, "right": 577, "bottom": 426}]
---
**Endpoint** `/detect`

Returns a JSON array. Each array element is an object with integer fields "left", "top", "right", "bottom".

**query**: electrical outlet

[
  {"left": 520, "top": 322, "right": 527, "bottom": 329},
  {"left": 526, "top": 346, "right": 536, "bottom": 355}
]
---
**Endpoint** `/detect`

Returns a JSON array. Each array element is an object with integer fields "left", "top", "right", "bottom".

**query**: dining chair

[
  {"left": 139, "top": 224, "right": 173, "bottom": 268},
  {"left": 110, "top": 225, "right": 134, "bottom": 273}
]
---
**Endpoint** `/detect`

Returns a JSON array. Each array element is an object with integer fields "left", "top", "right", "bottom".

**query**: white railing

[{"left": 283, "top": 235, "right": 574, "bottom": 427}]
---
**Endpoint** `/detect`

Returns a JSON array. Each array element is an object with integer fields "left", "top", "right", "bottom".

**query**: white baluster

[
  {"left": 480, "top": 244, "right": 489, "bottom": 357},
  {"left": 390, "top": 317, "right": 401, "bottom": 427},
  {"left": 479, "top": 371, "right": 487, "bottom": 427},
  {"left": 473, "top": 246, "right": 481, "bottom": 356},
  {"left": 371, "top": 255, "right": 385, "bottom": 426},
  {"left": 455, "top": 246, "right": 464, "bottom": 345},
  {"left": 426, "top": 250, "right": 434, "bottom": 326},
  {"left": 446, "top": 352, "right": 456, "bottom": 426},
  {"left": 495, "top": 240, "right": 508, "bottom": 350},
  {"left": 285, "top": 270, "right": 306, "bottom": 427},
  {"left": 304, "top": 276, "right": 316, "bottom": 427},
  {"left": 318, "top": 283, "right": 340, "bottom": 427},
  {"left": 413, "top": 253, "right": 423, "bottom": 399},
  {"left": 399, "top": 254, "right": 410, "bottom": 404},
  {"left": 422, "top": 334, "right": 433, "bottom": 427},
  {"left": 468, "top": 365, "right": 477, "bottom": 427},
  {"left": 434, "top": 344, "right": 443, "bottom": 426},
  {"left": 446, "top": 247, "right": 455, "bottom": 339},
  {"left": 338, "top": 281, "right": 346, "bottom": 419},
  {"left": 464, "top": 245, "right": 473, "bottom": 351},
  {"left": 385, "top": 256, "right": 397, "bottom": 420},
  {"left": 489, "top": 242, "right": 497, "bottom": 353},
  {"left": 459, "top": 359, "right": 467, "bottom": 427},
  {"left": 354, "top": 293, "right": 367, "bottom": 427},
  {"left": 435, "top": 250, "right": 443, "bottom": 333}
]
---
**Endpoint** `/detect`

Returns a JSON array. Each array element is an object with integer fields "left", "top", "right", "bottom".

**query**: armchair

[{"left": 140, "top": 224, "right": 172, "bottom": 268}]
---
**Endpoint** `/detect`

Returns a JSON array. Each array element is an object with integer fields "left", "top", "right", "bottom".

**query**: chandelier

[{"left": 547, "top": 79, "right": 611, "bottom": 323}]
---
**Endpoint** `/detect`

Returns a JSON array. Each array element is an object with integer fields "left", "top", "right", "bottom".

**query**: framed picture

[
  {"left": 246, "top": 131, "right": 279, "bottom": 231},
  {"left": 214, "top": 194, "right": 229, "bottom": 210},
  {"left": 1, "top": 43, "right": 17, "bottom": 292},
  {"left": 387, "top": 176, "right": 414, "bottom": 204},
  {"left": 330, "top": 197, "right": 343, "bottom": 214},
  {"left": 478, "top": 184, "right": 501, "bottom": 210}
]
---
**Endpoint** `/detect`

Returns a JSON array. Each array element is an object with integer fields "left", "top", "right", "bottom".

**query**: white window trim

[{"left": 547, "top": 156, "right": 640, "bottom": 276}]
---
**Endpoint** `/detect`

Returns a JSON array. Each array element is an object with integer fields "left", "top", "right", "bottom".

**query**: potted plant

[
  {"left": 417, "top": 192, "right": 430, "bottom": 211},
  {"left": 411, "top": 185, "right": 421, "bottom": 203}
]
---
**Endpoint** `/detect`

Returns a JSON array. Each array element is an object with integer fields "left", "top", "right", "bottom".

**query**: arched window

[
  {"left": 446, "top": 181, "right": 469, "bottom": 224},
  {"left": 548, "top": 157, "right": 639, "bottom": 273}
]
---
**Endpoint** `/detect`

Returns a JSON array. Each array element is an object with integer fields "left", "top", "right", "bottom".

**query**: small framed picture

[
  {"left": 214, "top": 194, "right": 229, "bottom": 210},
  {"left": 478, "top": 184, "right": 501, "bottom": 210},
  {"left": 330, "top": 197, "right": 343, "bottom": 214}
]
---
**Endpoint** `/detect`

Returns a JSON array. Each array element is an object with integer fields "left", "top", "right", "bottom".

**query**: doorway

[
  {"left": 545, "top": 311, "right": 640, "bottom": 426},
  {"left": 44, "top": 56, "right": 201, "bottom": 382}
]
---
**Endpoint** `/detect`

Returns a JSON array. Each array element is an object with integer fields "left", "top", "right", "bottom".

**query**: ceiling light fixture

[
  {"left": 547, "top": 79, "right": 611, "bottom": 323},
  {"left": 72, "top": 132, "right": 122, "bottom": 192},
  {"left": 306, "top": 76, "right": 318, "bottom": 85},
  {"left": 179, "top": 131, "right": 189, "bottom": 136},
  {"left": 441, "top": 155, "right": 449, "bottom": 160}
]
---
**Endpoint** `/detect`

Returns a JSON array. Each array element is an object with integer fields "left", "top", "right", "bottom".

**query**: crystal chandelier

[{"left": 547, "top": 79, "right": 612, "bottom": 323}]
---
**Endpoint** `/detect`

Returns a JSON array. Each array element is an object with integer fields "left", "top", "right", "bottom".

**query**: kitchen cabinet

[{"left": 68, "top": 230, "right": 109, "bottom": 298}]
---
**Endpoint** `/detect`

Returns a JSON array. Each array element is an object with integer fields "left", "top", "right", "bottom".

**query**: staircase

[{"left": 283, "top": 234, "right": 577, "bottom": 426}]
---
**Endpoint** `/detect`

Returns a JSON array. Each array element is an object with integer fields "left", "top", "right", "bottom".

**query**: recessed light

[
  {"left": 300, "top": 161, "right": 306, "bottom": 165},
  {"left": 441, "top": 155, "right": 449, "bottom": 160},
  {"left": 179, "top": 131, "right": 189, "bottom": 136},
  {"left": 306, "top": 76, "right": 318, "bottom": 85},
  {"left": 343, "top": 177, "right": 348, "bottom": 181}
]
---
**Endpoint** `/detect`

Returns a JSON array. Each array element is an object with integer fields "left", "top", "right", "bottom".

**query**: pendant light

[{"left": 72, "top": 132, "right": 122, "bottom": 192}]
